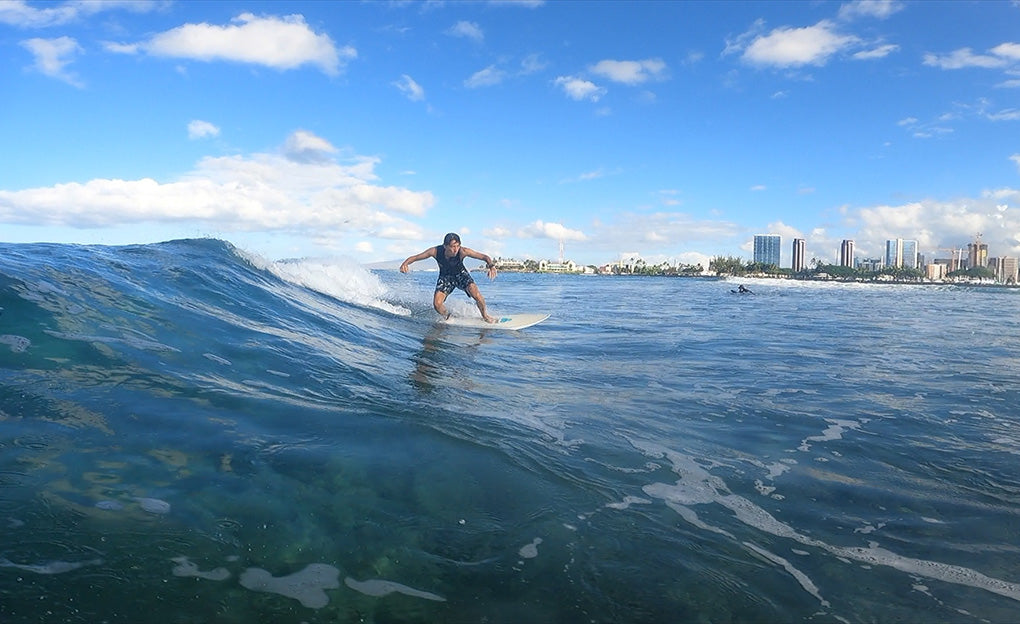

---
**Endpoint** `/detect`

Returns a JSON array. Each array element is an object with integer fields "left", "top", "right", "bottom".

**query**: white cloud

[
  {"left": 923, "top": 47, "right": 1009, "bottom": 70},
  {"left": 1012, "top": 154, "right": 1020, "bottom": 172},
  {"left": 0, "top": 0, "right": 159, "bottom": 28},
  {"left": 1, "top": 0, "right": 77, "bottom": 27},
  {"left": 283, "top": 130, "right": 339, "bottom": 162},
  {"left": 519, "top": 53, "right": 547, "bottom": 74},
  {"left": 187, "top": 120, "right": 220, "bottom": 140},
  {"left": 465, "top": 65, "right": 506, "bottom": 88},
  {"left": 851, "top": 191, "right": 1020, "bottom": 256},
  {"left": 554, "top": 76, "right": 605, "bottom": 102},
  {"left": 108, "top": 13, "right": 353, "bottom": 76},
  {"left": 838, "top": 0, "right": 905, "bottom": 21},
  {"left": 853, "top": 43, "right": 899, "bottom": 60},
  {"left": 447, "top": 20, "right": 483, "bottom": 42},
  {"left": 21, "top": 36, "right": 83, "bottom": 87},
  {"left": 519, "top": 221, "right": 587, "bottom": 241},
  {"left": 394, "top": 74, "right": 425, "bottom": 101},
  {"left": 0, "top": 130, "right": 434, "bottom": 236},
  {"left": 587, "top": 212, "right": 743, "bottom": 255},
  {"left": 559, "top": 168, "right": 622, "bottom": 184},
  {"left": 992, "top": 43, "right": 1020, "bottom": 60},
  {"left": 911, "top": 126, "right": 953, "bottom": 139},
  {"left": 488, "top": 0, "right": 545, "bottom": 6},
  {"left": 103, "top": 41, "right": 138, "bottom": 54},
  {"left": 658, "top": 189, "right": 681, "bottom": 206},
  {"left": 683, "top": 51, "right": 705, "bottom": 66},
  {"left": 589, "top": 58, "right": 667, "bottom": 85},
  {"left": 764, "top": 221, "right": 804, "bottom": 240},
  {"left": 741, "top": 20, "right": 859, "bottom": 67},
  {"left": 985, "top": 108, "right": 1020, "bottom": 121},
  {"left": 484, "top": 226, "right": 513, "bottom": 239}
]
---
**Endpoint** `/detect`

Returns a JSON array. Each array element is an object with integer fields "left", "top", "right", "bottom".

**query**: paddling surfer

[{"left": 400, "top": 233, "right": 498, "bottom": 323}]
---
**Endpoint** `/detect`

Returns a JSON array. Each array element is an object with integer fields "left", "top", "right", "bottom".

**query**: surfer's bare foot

[{"left": 484, "top": 314, "right": 497, "bottom": 323}]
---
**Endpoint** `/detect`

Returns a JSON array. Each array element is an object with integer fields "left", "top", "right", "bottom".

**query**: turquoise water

[{"left": 1, "top": 239, "right": 1019, "bottom": 623}]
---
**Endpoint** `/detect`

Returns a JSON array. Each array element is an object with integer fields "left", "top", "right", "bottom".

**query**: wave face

[{"left": 2, "top": 239, "right": 1020, "bottom": 623}]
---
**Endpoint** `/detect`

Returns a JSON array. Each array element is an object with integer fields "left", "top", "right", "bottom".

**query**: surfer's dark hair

[{"left": 443, "top": 233, "right": 461, "bottom": 245}]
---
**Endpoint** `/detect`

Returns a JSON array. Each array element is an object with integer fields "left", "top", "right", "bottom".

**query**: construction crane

[{"left": 936, "top": 247, "right": 965, "bottom": 272}]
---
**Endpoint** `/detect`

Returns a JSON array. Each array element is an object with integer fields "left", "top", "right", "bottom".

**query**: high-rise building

[
  {"left": 885, "top": 238, "right": 918, "bottom": 269},
  {"left": 968, "top": 241, "right": 988, "bottom": 269},
  {"left": 857, "top": 257, "right": 883, "bottom": 272},
  {"left": 903, "top": 240, "right": 918, "bottom": 268},
  {"left": 927, "top": 263, "right": 947, "bottom": 281},
  {"left": 792, "top": 238, "right": 806, "bottom": 272},
  {"left": 839, "top": 240, "right": 855, "bottom": 267},
  {"left": 753, "top": 234, "right": 781, "bottom": 266},
  {"left": 999, "top": 257, "right": 1019, "bottom": 284},
  {"left": 884, "top": 240, "right": 898, "bottom": 267}
]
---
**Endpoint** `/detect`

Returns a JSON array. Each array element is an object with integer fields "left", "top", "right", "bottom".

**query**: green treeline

[{"left": 708, "top": 255, "right": 997, "bottom": 282}]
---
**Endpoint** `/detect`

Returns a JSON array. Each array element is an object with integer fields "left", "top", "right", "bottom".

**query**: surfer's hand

[
  {"left": 399, "top": 262, "right": 409, "bottom": 273},
  {"left": 487, "top": 266, "right": 497, "bottom": 279}
]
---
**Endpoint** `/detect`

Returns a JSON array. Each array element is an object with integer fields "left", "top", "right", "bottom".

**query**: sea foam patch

[
  {"left": 239, "top": 563, "right": 339, "bottom": 609},
  {"left": 518, "top": 537, "right": 543, "bottom": 559},
  {"left": 630, "top": 437, "right": 1020, "bottom": 605},
  {"left": 0, "top": 335, "right": 30, "bottom": 353},
  {"left": 0, "top": 557, "right": 103, "bottom": 574},
  {"left": 134, "top": 497, "right": 171, "bottom": 514},
  {"left": 798, "top": 419, "right": 863, "bottom": 452},
  {"left": 344, "top": 577, "right": 446, "bottom": 602},
  {"left": 605, "top": 495, "right": 652, "bottom": 510},
  {"left": 171, "top": 556, "right": 230, "bottom": 581}
]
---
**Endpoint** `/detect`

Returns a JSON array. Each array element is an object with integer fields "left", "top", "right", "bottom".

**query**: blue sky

[{"left": 1, "top": 0, "right": 1019, "bottom": 267}]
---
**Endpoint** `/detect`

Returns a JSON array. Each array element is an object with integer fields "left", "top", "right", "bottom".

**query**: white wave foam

[
  {"left": 237, "top": 249, "right": 410, "bottom": 316},
  {"left": 44, "top": 330, "right": 178, "bottom": 353},
  {"left": 744, "top": 541, "right": 829, "bottom": 608},
  {"left": 630, "top": 438, "right": 1020, "bottom": 605}
]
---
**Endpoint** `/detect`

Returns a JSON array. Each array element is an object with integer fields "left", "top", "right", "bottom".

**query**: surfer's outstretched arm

[
  {"left": 400, "top": 247, "right": 436, "bottom": 273},
  {"left": 461, "top": 247, "right": 497, "bottom": 279}
]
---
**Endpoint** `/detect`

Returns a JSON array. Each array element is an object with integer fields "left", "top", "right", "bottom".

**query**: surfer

[
  {"left": 400, "top": 233, "right": 498, "bottom": 323},
  {"left": 738, "top": 284, "right": 752, "bottom": 294}
]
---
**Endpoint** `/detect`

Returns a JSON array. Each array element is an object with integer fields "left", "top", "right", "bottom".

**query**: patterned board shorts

[{"left": 435, "top": 270, "right": 475, "bottom": 294}]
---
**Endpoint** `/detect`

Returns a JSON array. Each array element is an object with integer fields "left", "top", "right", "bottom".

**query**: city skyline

[
  {"left": 491, "top": 230, "right": 1019, "bottom": 283},
  {"left": 540, "top": 232, "right": 1008, "bottom": 272},
  {"left": 1, "top": 2, "right": 1019, "bottom": 266}
]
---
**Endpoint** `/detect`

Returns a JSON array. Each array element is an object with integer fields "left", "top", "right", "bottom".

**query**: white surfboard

[{"left": 443, "top": 313, "right": 549, "bottom": 330}]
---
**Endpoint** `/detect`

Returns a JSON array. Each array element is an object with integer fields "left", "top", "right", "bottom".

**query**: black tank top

[{"left": 434, "top": 245, "right": 466, "bottom": 276}]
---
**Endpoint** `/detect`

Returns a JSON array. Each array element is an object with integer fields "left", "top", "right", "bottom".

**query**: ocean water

[{"left": 1, "top": 238, "right": 1019, "bottom": 623}]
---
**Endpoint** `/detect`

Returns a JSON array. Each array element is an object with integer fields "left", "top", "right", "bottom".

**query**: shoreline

[{"left": 472, "top": 267, "right": 1018, "bottom": 288}]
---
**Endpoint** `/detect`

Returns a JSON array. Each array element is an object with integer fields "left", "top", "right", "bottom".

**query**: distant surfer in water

[
  {"left": 400, "top": 232, "right": 498, "bottom": 323},
  {"left": 731, "top": 284, "right": 753, "bottom": 294}
]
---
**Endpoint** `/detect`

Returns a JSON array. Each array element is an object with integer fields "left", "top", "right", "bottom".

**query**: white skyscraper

[{"left": 885, "top": 238, "right": 918, "bottom": 269}]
